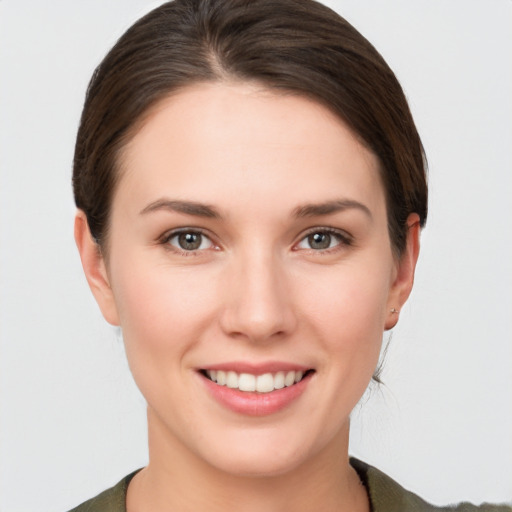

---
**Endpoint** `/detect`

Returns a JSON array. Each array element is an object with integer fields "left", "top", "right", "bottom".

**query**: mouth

[{"left": 200, "top": 369, "right": 315, "bottom": 394}]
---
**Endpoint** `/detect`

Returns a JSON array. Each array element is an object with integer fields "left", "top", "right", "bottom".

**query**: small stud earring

[{"left": 390, "top": 308, "right": 399, "bottom": 314}]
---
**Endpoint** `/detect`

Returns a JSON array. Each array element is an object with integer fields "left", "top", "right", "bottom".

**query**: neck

[{"left": 127, "top": 408, "right": 369, "bottom": 512}]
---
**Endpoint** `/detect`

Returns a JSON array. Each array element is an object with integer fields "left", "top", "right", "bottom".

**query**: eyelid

[
  {"left": 157, "top": 226, "right": 352, "bottom": 254},
  {"left": 159, "top": 227, "right": 219, "bottom": 254},
  {"left": 293, "top": 226, "right": 353, "bottom": 251}
]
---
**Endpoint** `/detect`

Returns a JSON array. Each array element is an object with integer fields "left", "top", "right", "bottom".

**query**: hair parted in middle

[{"left": 73, "top": 0, "right": 427, "bottom": 255}]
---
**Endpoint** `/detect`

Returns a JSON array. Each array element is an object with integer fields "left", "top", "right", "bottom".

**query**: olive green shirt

[{"left": 68, "top": 459, "right": 511, "bottom": 512}]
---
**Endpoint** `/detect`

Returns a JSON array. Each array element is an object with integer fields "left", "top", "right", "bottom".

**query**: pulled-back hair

[{"left": 73, "top": 0, "right": 427, "bottom": 254}]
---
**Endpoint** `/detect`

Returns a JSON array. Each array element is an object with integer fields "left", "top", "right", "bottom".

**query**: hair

[{"left": 73, "top": 0, "right": 427, "bottom": 256}]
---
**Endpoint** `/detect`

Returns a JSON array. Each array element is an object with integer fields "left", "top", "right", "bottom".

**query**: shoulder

[
  {"left": 66, "top": 463, "right": 510, "bottom": 512},
  {"left": 67, "top": 470, "right": 139, "bottom": 512},
  {"left": 350, "top": 458, "right": 511, "bottom": 512}
]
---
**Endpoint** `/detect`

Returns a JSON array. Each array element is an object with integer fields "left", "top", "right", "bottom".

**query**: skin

[{"left": 75, "top": 82, "right": 420, "bottom": 512}]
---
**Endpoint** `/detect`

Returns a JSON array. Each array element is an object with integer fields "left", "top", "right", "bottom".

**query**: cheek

[
  {"left": 298, "top": 258, "right": 391, "bottom": 334},
  {"left": 110, "top": 260, "right": 220, "bottom": 369},
  {"left": 296, "top": 260, "right": 391, "bottom": 379}
]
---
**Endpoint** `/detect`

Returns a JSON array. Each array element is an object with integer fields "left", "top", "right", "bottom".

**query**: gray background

[{"left": 1, "top": 1, "right": 511, "bottom": 510}]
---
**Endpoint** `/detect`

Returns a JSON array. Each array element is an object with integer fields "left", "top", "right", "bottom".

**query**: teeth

[
  {"left": 226, "top": 371, "right": 238, "bottom": 389},
  {"left": 256, "top": 373, "right": 274, "bottom": 393},
  {"left": 274, "top": 371, "right": 285, "bottom": 389},
  {"left": 239, "top": 373, "right": 256, "bottom": 392},
  {"left": 205, "top": 369, "right": 307, "bottom": 393},
  {"left": 284, "top": 371, "right": 295, "bottom": 387},
  {"left": 216, "top": 370, "right": 226, "bottom": 386}
]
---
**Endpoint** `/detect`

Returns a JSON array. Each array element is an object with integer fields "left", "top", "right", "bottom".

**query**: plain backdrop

[{"left": 1, "top": 1, "right": 511, "bottom": 511}]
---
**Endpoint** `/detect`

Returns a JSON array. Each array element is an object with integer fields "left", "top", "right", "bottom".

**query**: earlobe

[
  {"left": 74, "top": 210, "right": 120, "bottom": 326},
  {"left": 385, "top": 213, "right": 421, "bottom": 330}
]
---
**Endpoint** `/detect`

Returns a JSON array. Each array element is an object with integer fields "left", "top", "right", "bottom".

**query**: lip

[{"left": 198, "top": 363, "right": 314, "bottom": 416}]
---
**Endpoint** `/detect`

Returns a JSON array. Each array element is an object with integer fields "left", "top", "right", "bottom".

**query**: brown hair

[{"left": 73, "top": 0, "right": 427, "bottom": 255}]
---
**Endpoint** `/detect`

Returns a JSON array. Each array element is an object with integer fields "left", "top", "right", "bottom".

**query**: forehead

[{"left": 115, "top": 82, "right": 385, "bottom": 217}]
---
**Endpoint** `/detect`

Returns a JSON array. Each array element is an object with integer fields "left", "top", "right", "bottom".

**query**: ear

[
  {"left": 74, "top": 210, "right": 120, "bottom": 326},
  {"left": 385, "top": 213, "right": 421, "bottom": 330}
]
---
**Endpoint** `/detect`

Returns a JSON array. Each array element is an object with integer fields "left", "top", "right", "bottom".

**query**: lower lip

[{"left": 201, "top": 372, "right": 312, "bottom": 416}]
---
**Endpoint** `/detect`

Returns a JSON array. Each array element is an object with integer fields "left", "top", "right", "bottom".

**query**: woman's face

[{"left": 78, "top": 82, "right": 417, "bottom": 477}]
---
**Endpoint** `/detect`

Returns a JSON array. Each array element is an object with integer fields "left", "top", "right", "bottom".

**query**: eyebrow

[
  {"left": 140, "top": 197, "right": 371, "bottom": 221},
  {"left": 293, "top": 199, "right": 372, "bottom": 219},
  {"left": 139, "top": 199, "right": 221, "bottom": 219}
]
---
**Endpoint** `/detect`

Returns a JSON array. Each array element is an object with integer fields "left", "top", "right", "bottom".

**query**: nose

[{"left": 219, "top": 249, "right": 297, "bottom": 343}]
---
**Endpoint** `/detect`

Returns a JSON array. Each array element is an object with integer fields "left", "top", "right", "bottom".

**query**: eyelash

[
  {"left": 159, "top": 228, "right": 217, "bottom": 256},
  {"left": 158, "top": 227, "right": 353, "bottom": 256},
  {"left": 294, "top": 227, "right": 353, "bottom": 254}
]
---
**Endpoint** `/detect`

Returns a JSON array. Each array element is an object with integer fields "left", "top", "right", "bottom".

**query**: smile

[{"left": 203, "top": 369, "right": 311, "bottom": 393}]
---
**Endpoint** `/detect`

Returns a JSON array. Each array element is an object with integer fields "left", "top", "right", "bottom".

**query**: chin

[
  {"left": 205, "top": 448, "right": 306, "bottom": 478},
  {"left": 193, "top": 425, "right": 329, "bottom": 479}
]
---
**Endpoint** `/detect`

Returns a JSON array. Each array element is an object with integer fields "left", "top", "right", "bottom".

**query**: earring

[{"left": 390, "top": 308, "right": 399, "bottom": 314}]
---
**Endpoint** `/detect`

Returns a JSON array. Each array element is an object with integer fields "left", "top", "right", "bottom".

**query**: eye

[
  {"left": 295, "top": 229, "right": 351, "bottom": 251},
  {"left": 165, "top": 230, "right": 214, "bottom": 252}
]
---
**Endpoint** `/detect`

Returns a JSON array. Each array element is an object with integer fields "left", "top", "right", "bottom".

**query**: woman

[{"left": 68, "top": 0, "right": 509, "bottom": 511}]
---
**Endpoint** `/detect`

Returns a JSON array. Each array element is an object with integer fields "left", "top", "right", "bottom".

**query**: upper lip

[{"left": 200, "top": 361, "right": 312, "bottom": 375}]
